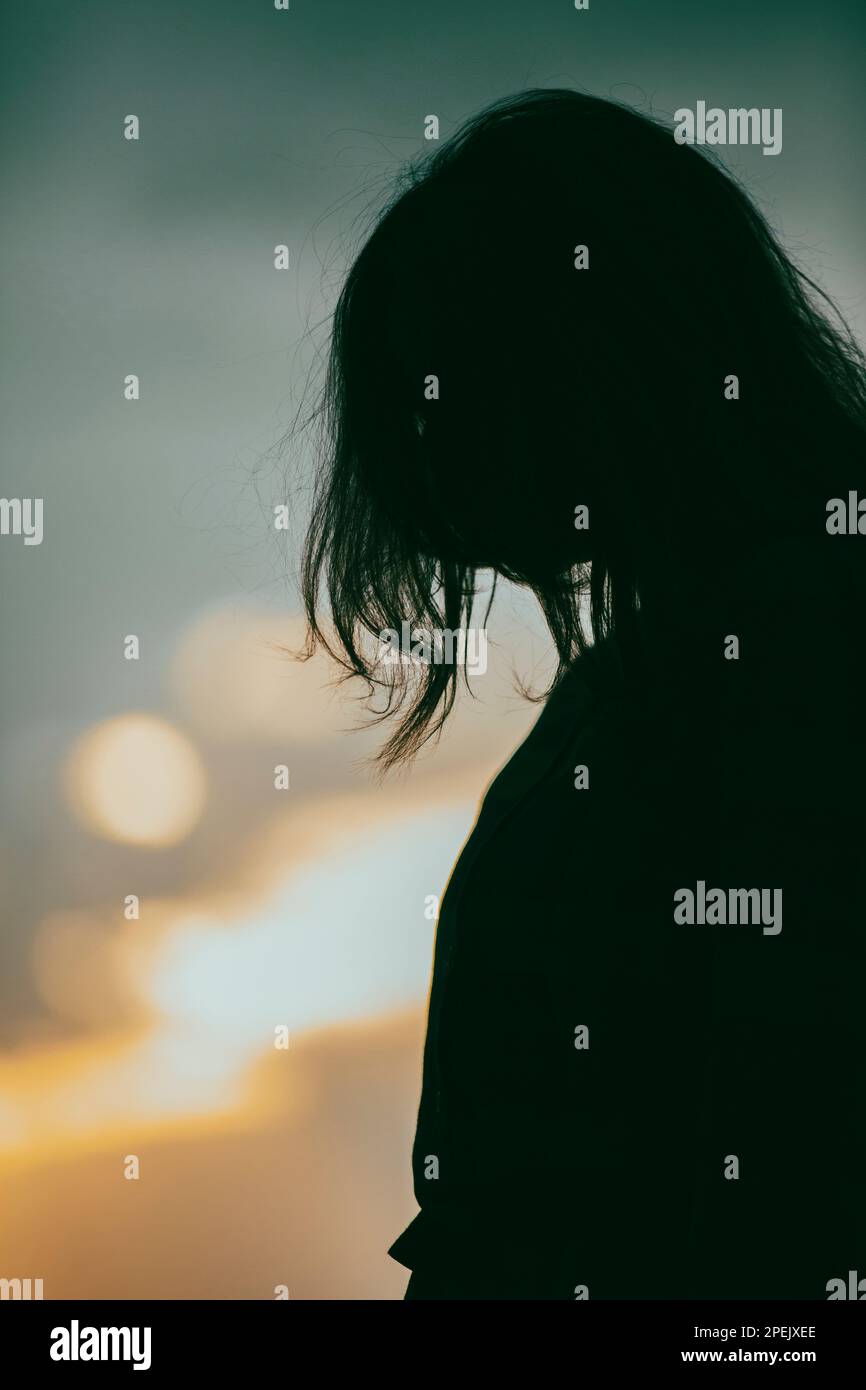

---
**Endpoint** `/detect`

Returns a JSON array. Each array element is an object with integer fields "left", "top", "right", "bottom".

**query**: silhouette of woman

[{"left": 300, "top": 90, "right": 866, "bottom": 1298}]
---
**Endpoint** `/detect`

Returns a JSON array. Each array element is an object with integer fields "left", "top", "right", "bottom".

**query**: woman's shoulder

[{"left": 463, "top": 648, "right": 633, "bottom": 861}]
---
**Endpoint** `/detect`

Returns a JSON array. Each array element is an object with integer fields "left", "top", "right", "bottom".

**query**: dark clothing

[{"left": 389, "top": 627, "right": 866, "bottom": 1299}]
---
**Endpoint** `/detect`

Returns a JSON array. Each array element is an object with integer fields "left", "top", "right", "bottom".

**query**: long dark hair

[{"left": 299, "top": 88, "right": 866, "bottom": 767}]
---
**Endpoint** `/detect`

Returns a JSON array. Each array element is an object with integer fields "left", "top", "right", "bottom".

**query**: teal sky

[{"left": 2, "top": 0, "right": 864, "bottom": 728}]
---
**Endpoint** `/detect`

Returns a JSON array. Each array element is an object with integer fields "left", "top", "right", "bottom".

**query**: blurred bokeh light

[{"left": 64, "top": 714, "right": 207, "bottom": 846}]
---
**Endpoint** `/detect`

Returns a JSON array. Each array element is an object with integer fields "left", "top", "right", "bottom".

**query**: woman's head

[{"left": 300, "top": 88, "right": 866, "bottom": 765}]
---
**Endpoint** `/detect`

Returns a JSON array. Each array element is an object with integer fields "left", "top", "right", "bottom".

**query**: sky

[{"left": 0, "top": 0, "right": 864, "bottom": 1297}]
